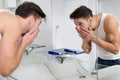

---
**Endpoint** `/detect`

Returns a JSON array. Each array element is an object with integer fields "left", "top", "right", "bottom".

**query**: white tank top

[{"left": 95, "top": 13, "right": 120, "bottom": 60}]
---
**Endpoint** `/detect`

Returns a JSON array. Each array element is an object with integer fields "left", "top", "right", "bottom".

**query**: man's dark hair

[
  {"left": 70, "top": 5, "right": 93, "bottom": 19},
  {"left": 15, "top": 2, "right": 46, "bottom": 19}
]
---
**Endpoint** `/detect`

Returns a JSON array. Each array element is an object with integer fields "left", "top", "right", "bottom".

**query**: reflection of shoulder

[
  {"left": 3, "top": 14, "right": 20, "bottom": 32},
  {"left": 0, "top": 12, "right": 16, "bottom": 30},
  {"left": 0, "top": 9, "right": 14, "bottom": 19},
  {"left": 0, "top": 9, "right": 13, "bottom": 14}
]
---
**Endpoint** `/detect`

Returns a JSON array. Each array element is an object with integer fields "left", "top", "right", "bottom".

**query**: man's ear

[
  {"left": 28, "top": 15, "right": 35, "bottom": 26},
  {"left": 88, "top": 17, "right": 92, "bottom": 24}
]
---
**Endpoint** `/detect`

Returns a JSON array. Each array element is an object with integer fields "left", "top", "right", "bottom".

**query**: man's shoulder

[
  {"left": 0, "top": 9, "right": 15, "bottom": 19},
  {"left": 0, "top": 9, "right": 12, "bottom": 13},
  {"left": 106, "top": 14, "right": 119, "bottom": 24},
  {"left": 0, "top": 14, "right": 21, "bottom": 32}
]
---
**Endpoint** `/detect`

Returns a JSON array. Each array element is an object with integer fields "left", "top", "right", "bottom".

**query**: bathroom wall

[
  {"left": 0, "top": 0, "right": 4, "bottom": 8},
  {"left": 51, "top": 0, "right": 65, "bottom": 49},
  {"left": 98, "top": 0, "right": 120, "bottom": 19}
]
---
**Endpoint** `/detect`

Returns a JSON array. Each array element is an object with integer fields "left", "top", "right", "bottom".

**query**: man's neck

[
  {"left": 92, "top": 14, "right": 102, "bottom": 31},
  {"left": 15, "top": 15, "right": 26, "bottom": 33}
]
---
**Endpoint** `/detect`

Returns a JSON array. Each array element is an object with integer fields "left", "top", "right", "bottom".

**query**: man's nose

[{"left": 76, "top": 25, "right": 81, "bottom": 30}]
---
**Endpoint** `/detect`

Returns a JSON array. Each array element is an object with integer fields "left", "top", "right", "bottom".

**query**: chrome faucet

[{"left": 25, "top": 44, "right": 46, "bottom": 55}]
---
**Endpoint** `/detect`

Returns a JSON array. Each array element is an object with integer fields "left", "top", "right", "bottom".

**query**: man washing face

[
  {"left": 70, "top": 5, "right": 120, "bottom": 69},
  {"left": 0, "top": 2, "right": 46, "bottom": 77}
]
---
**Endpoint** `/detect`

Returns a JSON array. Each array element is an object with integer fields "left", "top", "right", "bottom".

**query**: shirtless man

[
  {"left": 0, "top": 2, "right": 46, "bottom": 76},
  {"left": 70, "top": 6, "right": 120, "bottom": 69}
]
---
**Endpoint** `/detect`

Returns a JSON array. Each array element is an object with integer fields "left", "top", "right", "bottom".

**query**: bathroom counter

[
  {"left": 98, "top": 65, "right": 120, "bottom": 80},
  {"left": 35, "top": 48, "right": 85, "bottom": 63}
]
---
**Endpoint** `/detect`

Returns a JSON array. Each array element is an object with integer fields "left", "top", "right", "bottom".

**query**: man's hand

[
  {"left": 21, "top": 19, "right": 41, "bottom": 47},
  {"left": 20, "top": 28, "right": 39, "bottom": 48},
  {"left": 76, "top": 27, "right": 96, "bottom": 42}
]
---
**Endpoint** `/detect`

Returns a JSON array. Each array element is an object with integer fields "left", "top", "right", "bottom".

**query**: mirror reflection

[{"left": 0, "top": 0, "right": 120, "bottom": 80}]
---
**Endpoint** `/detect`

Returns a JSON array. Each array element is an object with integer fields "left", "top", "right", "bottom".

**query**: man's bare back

[{"left": 0, "top": 2, "right": 46, "bottom": 77}]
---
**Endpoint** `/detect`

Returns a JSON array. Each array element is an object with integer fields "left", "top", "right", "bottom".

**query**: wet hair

[
  {"left": 15, "top": 1, "right": 46, "bottom": 19},
  {"left": 70, "top": 5, "right": 93, "bottom": 19}
]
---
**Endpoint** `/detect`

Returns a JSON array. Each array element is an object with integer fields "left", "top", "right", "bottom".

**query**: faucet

[
  {"left": 25, "top": 44, "right": 46, "bottom": 55},
  {"left": 7, "top": 75, "right": 18, "bottom": 80}
]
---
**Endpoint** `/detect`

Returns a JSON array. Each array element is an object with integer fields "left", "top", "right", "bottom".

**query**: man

[
  {"left": 0, "top": 2, "right": 46, "bottom": 76},
  {"left": 70, "top": 6, "right": 120, "bottom": 69}
]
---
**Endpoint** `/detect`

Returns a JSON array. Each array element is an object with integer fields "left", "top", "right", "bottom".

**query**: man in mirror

[{"left": 70, "top": 6, "right": 120, "bottom": 69}]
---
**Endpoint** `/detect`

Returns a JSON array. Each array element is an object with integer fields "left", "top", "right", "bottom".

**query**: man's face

[
  {"left": 30, "top": 18, "right": 42, "bottom": 31},
  {"left": 22, "top": 16, "right": 42, "bottom": 35},
  {"left": 74, "top": 17, "right": 91, "bottom": 32},
  {"left": 74, "top": 18, "right": 90, "bottom": 28}
]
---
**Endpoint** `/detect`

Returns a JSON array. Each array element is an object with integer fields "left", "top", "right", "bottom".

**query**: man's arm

[
  {"left": 0, "top": 24, "right": 39, "bottom": 77},
  {"left": 75, "top": 26, "right": 92, "bottom": 53},
  {"left": 92, "top": 15, "right": 120, "bottom": 54},
  {"left": 0, "top": 25, "right": 23, "bottom": 77},
  {"left": 82, "top": 39, "right": 92, "bottom": 53}
]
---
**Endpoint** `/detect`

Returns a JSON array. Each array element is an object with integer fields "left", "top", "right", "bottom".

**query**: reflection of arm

[
  {"left": 0, "top": 22, "right": 39, "bottom": 76},
  {"left": 92, "top": 15, "right": 120, "bottom": 54},
  {"left": 0, "top": 25, "right": 24, "bottom": 77},
  {"left": 82, "top": 39, "right": 91, "bottom": 53}
]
